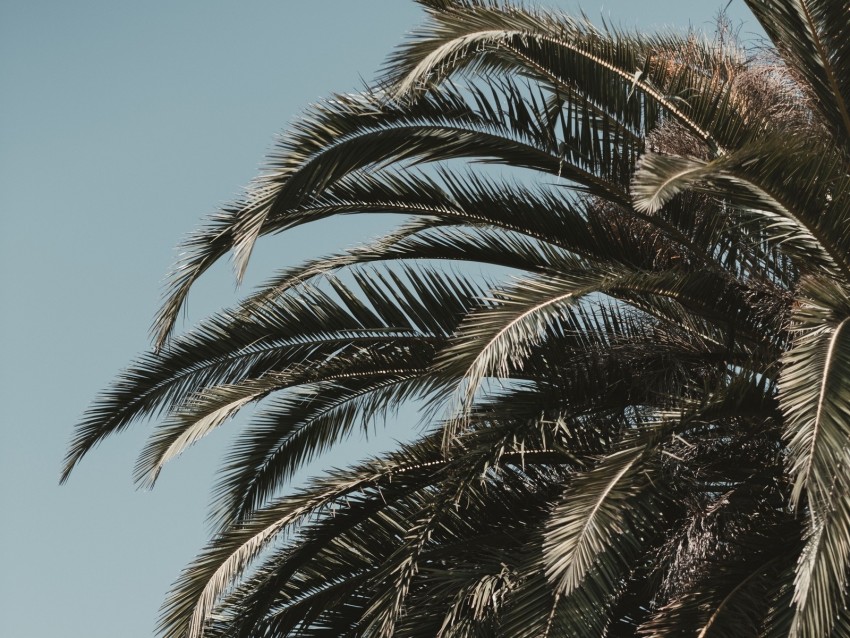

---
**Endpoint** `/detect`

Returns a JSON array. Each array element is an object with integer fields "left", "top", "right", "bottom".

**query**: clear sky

[{"left": 0, "top": 2, "right": 762, "bottom": 636}]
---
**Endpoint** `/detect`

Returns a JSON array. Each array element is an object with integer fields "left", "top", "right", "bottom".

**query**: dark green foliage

[{"left": 64, "top": 0, "right": 850, "bottom": 636}]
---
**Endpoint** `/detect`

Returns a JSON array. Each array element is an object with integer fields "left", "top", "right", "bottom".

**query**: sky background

[{"left": 1, "top": 2, "right": 763, "bottom": 636}]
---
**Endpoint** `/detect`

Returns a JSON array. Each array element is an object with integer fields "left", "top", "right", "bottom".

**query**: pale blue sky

[{"left": 1, "top": 2, "right": 760, "bottom": 636}]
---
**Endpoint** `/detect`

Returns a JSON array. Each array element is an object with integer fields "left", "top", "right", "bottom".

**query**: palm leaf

[
  {"left": 153, "top": 76, "right": 636, "bottom": 347},
  {"left": 632, "top": 138, "right": 850, "bottom": 281},
  {"left": 542, "top": 424, "right": 667, "bottom": 597},
  {"left": 63, "top": 268, "right": 479, "bottom": 483},
  {"left": 158, "top": 436, "right": 446, "bottom": 638},
  {"left": 780, "top": 276, "right": 850, "bottom": 637}
]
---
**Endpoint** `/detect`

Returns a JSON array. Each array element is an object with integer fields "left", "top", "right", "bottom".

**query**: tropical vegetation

[{"left": 63, "top": 0, "right": 850, "bottom": 635}]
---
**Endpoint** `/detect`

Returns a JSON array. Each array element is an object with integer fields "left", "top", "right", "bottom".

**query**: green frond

[
  {"left": 779, "top": 276, "right": 850, "bottom": 637},
  {"left": 542, "top": 421, "right": 670, "bottom": 597},
  {"left": 157, "top": 435, "right": 446, "bottom": 638},
  {"left": 632, "top": 137, "right": 850, "bottom": 282},
  {"left": 134, "top": 374, "right": 286, "bottom": 489},
  {"left": 153, "top": 75, "right": 637, "bottom": 347},
  {"left": 63, "top": 268, "right": 480, "bottom": 484},
  {"left": 210, "top": 373, "right": 429, "bottom": 528},
  {"left": 434, "top": 267, "right": 622, "bottom": 411}
]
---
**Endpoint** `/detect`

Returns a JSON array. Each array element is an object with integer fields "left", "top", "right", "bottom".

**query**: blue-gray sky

[{"left": 1, "top": 2, "right": 761, "bottom": 636}]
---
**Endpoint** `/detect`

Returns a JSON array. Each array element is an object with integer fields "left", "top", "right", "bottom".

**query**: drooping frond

[
  {"left": 542, "top": 438, "right": 660, "bottom": 597},
  {"left": 153, "top": 74, "right": 639, "bottom": 347},
  {"left": 63, "top": 268, "right": 481, "bottom": 484},
  {"left": 158, "top": 435, "right": 447, "bottom": 638},
  {"left": 779, "top": 276, "right": 850, "bottom": 638}
]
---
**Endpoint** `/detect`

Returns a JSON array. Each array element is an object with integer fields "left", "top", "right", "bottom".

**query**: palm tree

[{"left": 63, "top": 0, "right": 850, "bottom": 635}]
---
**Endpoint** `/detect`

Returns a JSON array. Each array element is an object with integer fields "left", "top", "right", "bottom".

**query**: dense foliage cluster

[{"left": 65, "top": 0, "right": 850, "bottom": 635}]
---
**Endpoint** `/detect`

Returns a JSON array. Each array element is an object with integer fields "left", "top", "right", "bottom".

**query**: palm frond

[
  {"left": 542, "top": 420, "right": 670, "bottom": 597},
  {"left": 210, "top": 373, "right": 428, "bottom": 528},
  {"left": 158, "top": 435, "right": 445, "bottom": 638},
  {"left": 153, "top": 75, "right": 636, "bottom": 347},
  {"left": 383, "top": 0, "right": 778, "bottom": 154},
  {"left": 632, "top": 137, "right": 850, "bottom": 282},
  {"left": 63, "top": 268, "right": 480, "bottom": 483},
  {"left": 779, "top": 275, "right": 850, "bottom": 637}
]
